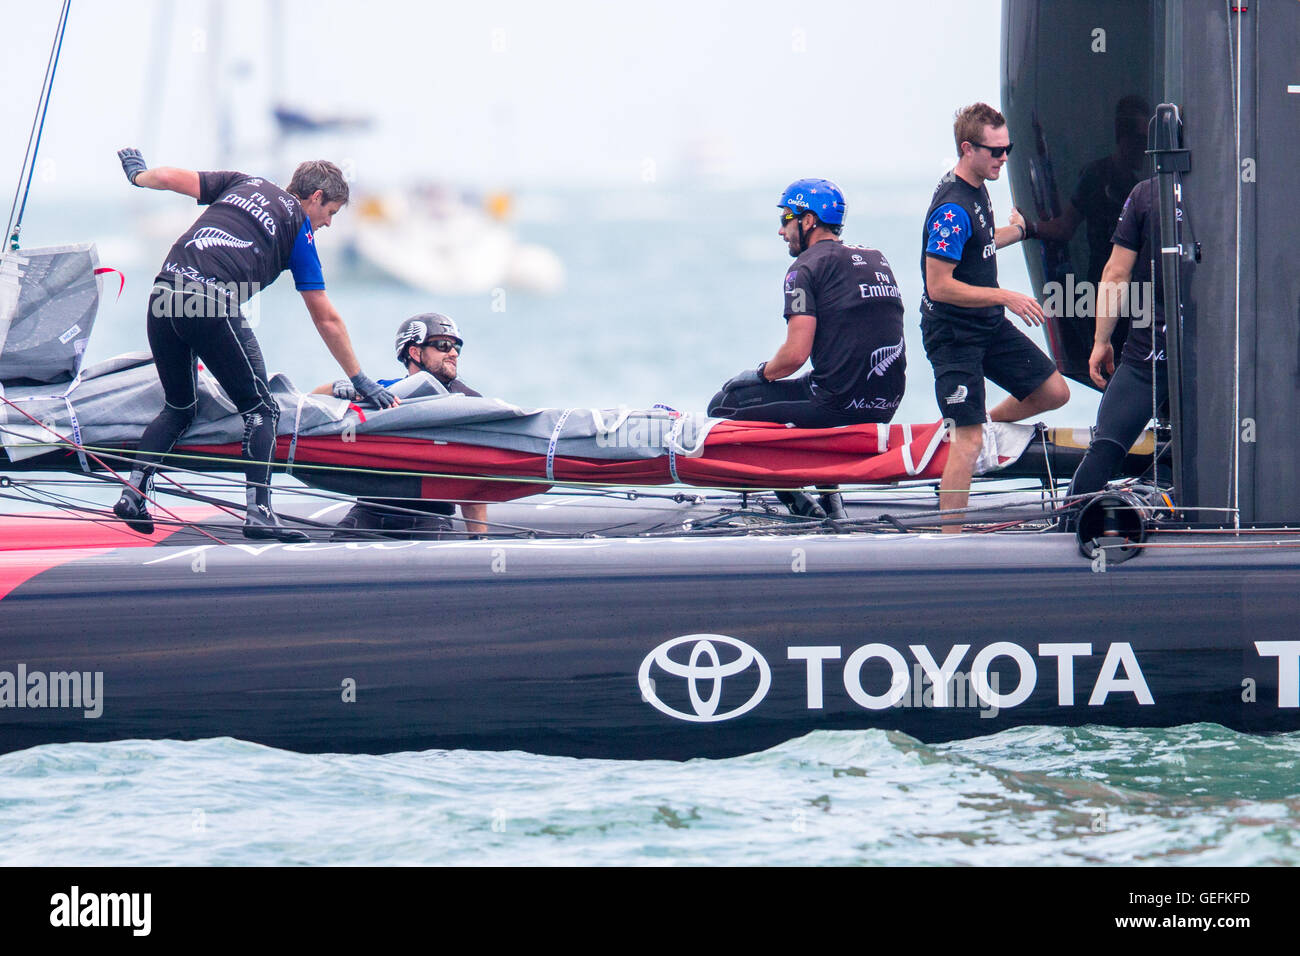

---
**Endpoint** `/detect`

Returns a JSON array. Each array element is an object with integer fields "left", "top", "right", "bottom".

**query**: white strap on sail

[
  {"left": 3, "top": 370, "right": 88, "bottom": 471},
  {"left": 287, "top": 394, "right": 307, "bottom": 475},
  {"left": 285, "top": 392, "right": 333, "bottom": 476},
  {"left": 900, "top": 424, "right": 916, "bottom": 474},
  {"left": 60, "top": 373, "right": 87, "bottom": 472},
  {"left": 901, "top": 421, "right": 949, "bottom": 477},
  {"left": 590, "top": 405, "right": 633, "bottom": 436},
  {"left": 546, "top": 408, "right": 574, "bottom": 482},
  {"left": 664, "top": 415, "right": 709, "bottom": 457}
]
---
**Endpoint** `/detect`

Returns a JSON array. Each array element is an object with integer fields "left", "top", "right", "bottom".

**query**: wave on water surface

[{"left": 0, "top": 725, "right": 1296, "bottom": 866}]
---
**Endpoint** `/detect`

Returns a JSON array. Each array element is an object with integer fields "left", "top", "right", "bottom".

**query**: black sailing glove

[
  {"left": 349, "top": 371, "right": 397, "bottom": 409},
  {"left": 720, "top": 363, "right": 767, "bottom": 392},
  {"left": 117, "top": 148, "right": 147, "bottom": 186},
  {"left": 331, "top": 378, "right": 358, "bottom": 401}
]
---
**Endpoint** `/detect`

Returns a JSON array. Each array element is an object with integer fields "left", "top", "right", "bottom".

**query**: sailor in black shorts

[
  {"left": 1069, "top": 178, "right": 1174, "bottom": 498},
  {"left": 112, "top": 149, "right": 397, "bottom": 541},
  {"left": 921, "top": 104, "right": 1069, "bottom": 531}
]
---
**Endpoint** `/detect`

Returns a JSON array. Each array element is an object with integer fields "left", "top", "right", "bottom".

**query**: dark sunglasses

[
  {"left": 970, "top": 141, "right": 1013, "bottom": 158},
  {"left": 422, "top": 339, "right": 462, "bottom": 353},
  {"left": 781, "top": 211, "right": 797, "bottom": 223}
]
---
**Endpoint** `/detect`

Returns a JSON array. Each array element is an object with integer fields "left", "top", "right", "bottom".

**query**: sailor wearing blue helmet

[{"left": 708, "top": 178, "right": 907, "bottom": 517}]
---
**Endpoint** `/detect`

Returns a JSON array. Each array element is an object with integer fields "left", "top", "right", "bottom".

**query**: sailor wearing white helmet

[{"left": 313, "top": 313, "right": 488, "bottom": 536}]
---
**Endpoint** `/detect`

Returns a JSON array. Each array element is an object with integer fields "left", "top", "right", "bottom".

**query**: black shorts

[
  {"left": 707, "top": 374, "right": 895, "bottom": 427},
  {"left": 921, "top": 315, "right": 1057, "bottom": 427}
]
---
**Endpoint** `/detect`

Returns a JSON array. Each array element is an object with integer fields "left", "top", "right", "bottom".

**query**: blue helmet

[{"left": 778, "top": 178, "right": 846, "bottom": 226}]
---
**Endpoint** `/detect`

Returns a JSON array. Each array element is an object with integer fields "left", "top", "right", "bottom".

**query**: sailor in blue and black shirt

[
  {"left": 920, "top": 103, "right": 1070, "bottom": 531},
  {"left": 111, "top": 150, "right": 398, "bottom": 542}
]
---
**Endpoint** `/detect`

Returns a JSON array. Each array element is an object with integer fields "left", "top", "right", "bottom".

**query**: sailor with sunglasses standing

[
  {"left": 920, "top": 102, "right": 1070, "bottom": 532},
  {"left": 315, "top": 313, "right": 488, "bottom": 537}
]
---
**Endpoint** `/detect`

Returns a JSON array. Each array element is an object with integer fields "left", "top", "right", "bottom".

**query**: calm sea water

[{"left": 7, "top": 187, "right": 1275, "bottom": 868}]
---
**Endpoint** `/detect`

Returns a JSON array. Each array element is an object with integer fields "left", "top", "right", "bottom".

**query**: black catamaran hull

[{"left": 2, "top": 533, "right": 1296, "bottom": 759}]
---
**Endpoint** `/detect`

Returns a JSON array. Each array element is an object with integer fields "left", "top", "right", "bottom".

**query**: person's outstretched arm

[{"left": 117, "top": 148, "right": 199, "bottom": 198}]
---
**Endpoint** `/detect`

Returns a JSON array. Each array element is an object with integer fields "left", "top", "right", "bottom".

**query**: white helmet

[{"left": 395, "top": 313, "right": 462, "bottom": 365}]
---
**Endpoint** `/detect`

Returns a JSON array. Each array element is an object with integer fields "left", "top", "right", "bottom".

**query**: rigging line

[
  {"left": 1156, "top": 527, "right": 1300, "bottom": 536},
  {"left": 1037, "top": 426, "right": 1057, "bottom": 507},
  {"left": 6, "top": 0, "right": 70, "bottom": 250},
  {"left": 11, "top": 429, "right": 1069, "bottom": 500},
  {"left": 0, "top": 396, "right": 228, "bottom": 546},
  {"left": 0, "top": 479, "right": 1069, "bottom": 541},
  {"left": 136, "top": 478, "right": 577, "bottom": 538},
  {"left": 15, "top": 437, "right": 962, "bottom": 497},
  {"left": 0, "top": 495, "right": 237, "bottom": 535},
  {"left": 15, "top": 450, "right": 722, "bottom": 528},
  {"left": 0, "top": 496, "right": 768, "bottom": 541},
  {"left": 0, "top": 510, "right": 323, "bottom": 540},
  {"left": 67, "top": 436, "right": 991, "bottom": 496},
  {"left": 1115, "top": 539, "right": 1300, "bottom": 551},
  {"left": 4, "top": 0, "right": 67, "bottom": 245},
  {"left": 0, "top": 475, "right": 238, "bottom": 530},
  {"left": 2, "top": 480, "right": 98, "bottom": 514},
  {"left": 1230, "top": 0, "right": 1243, "bottom": 527}
]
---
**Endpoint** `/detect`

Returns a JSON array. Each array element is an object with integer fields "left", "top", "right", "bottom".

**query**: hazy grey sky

[{"left": 3, "top": 0, "right": 1008, "bottom": 195}]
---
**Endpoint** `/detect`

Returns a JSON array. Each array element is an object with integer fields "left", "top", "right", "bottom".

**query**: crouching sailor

[
  {"left": 313, "top": 314, "right": 488, "bottom": 538},
  {"left": 709, "top": 178, "right": 906, "bottom": 517},
  {"left": 111, "top": 149, "right": 398, "bottom": 542}
]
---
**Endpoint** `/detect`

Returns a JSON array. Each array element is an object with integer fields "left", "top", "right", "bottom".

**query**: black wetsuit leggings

[
  {"left": 707, "top": 375, "right": 891, "bottom": 428},
  {"left": 131, "top": 287, "right": 279, "bottom": 493},
  {"left": 1069, "top": 357, "right": 1168, "bottom": 497}
]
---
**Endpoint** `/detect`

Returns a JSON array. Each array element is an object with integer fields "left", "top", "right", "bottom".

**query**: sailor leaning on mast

[
  {"left": 1067, "top": 177, "right": 1175, "bottom": 499},
  {"left": 919, "top": 103, "right": 1070, "bottom": 532},
  {"left": 111, "top": 150, "right": 398, "bottom": 542}
]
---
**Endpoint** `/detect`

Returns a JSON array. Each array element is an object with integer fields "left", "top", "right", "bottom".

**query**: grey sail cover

[{"left": 0, "top": 243, "right": 100, "bottom": 385}]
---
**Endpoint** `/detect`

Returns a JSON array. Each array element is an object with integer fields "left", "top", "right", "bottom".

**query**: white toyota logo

[{"left": 638, "top": 634, "right": 771, "bottom": 722}]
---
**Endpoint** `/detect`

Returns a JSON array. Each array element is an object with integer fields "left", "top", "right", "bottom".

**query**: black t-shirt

[
  {"left": 920, "top": 173, "right": 1001, "bottom": 329},
  {"left": 155, "top": 171, "right": 309, "bottom": 308},
  {"left": 782, "top": 239, "right": 906, "bottom": 416},
  {"left": 1110, "top": 178, "right": 1180, "bottom": 365},
  {"left": 447, "top": 378, "right": 481, "bottom": 397}
]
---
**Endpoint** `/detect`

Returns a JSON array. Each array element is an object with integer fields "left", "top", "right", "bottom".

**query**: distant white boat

[{"left": 327, "top": 187, "right": 565, "bottom": 297}]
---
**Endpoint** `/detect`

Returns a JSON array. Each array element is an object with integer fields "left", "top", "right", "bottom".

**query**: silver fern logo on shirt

[
  {"left": 868, "top": 337, "right": 904, "bottom": 378},
  {"left": 185, "top": 227, "right": 254, "bottom": 251}
]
